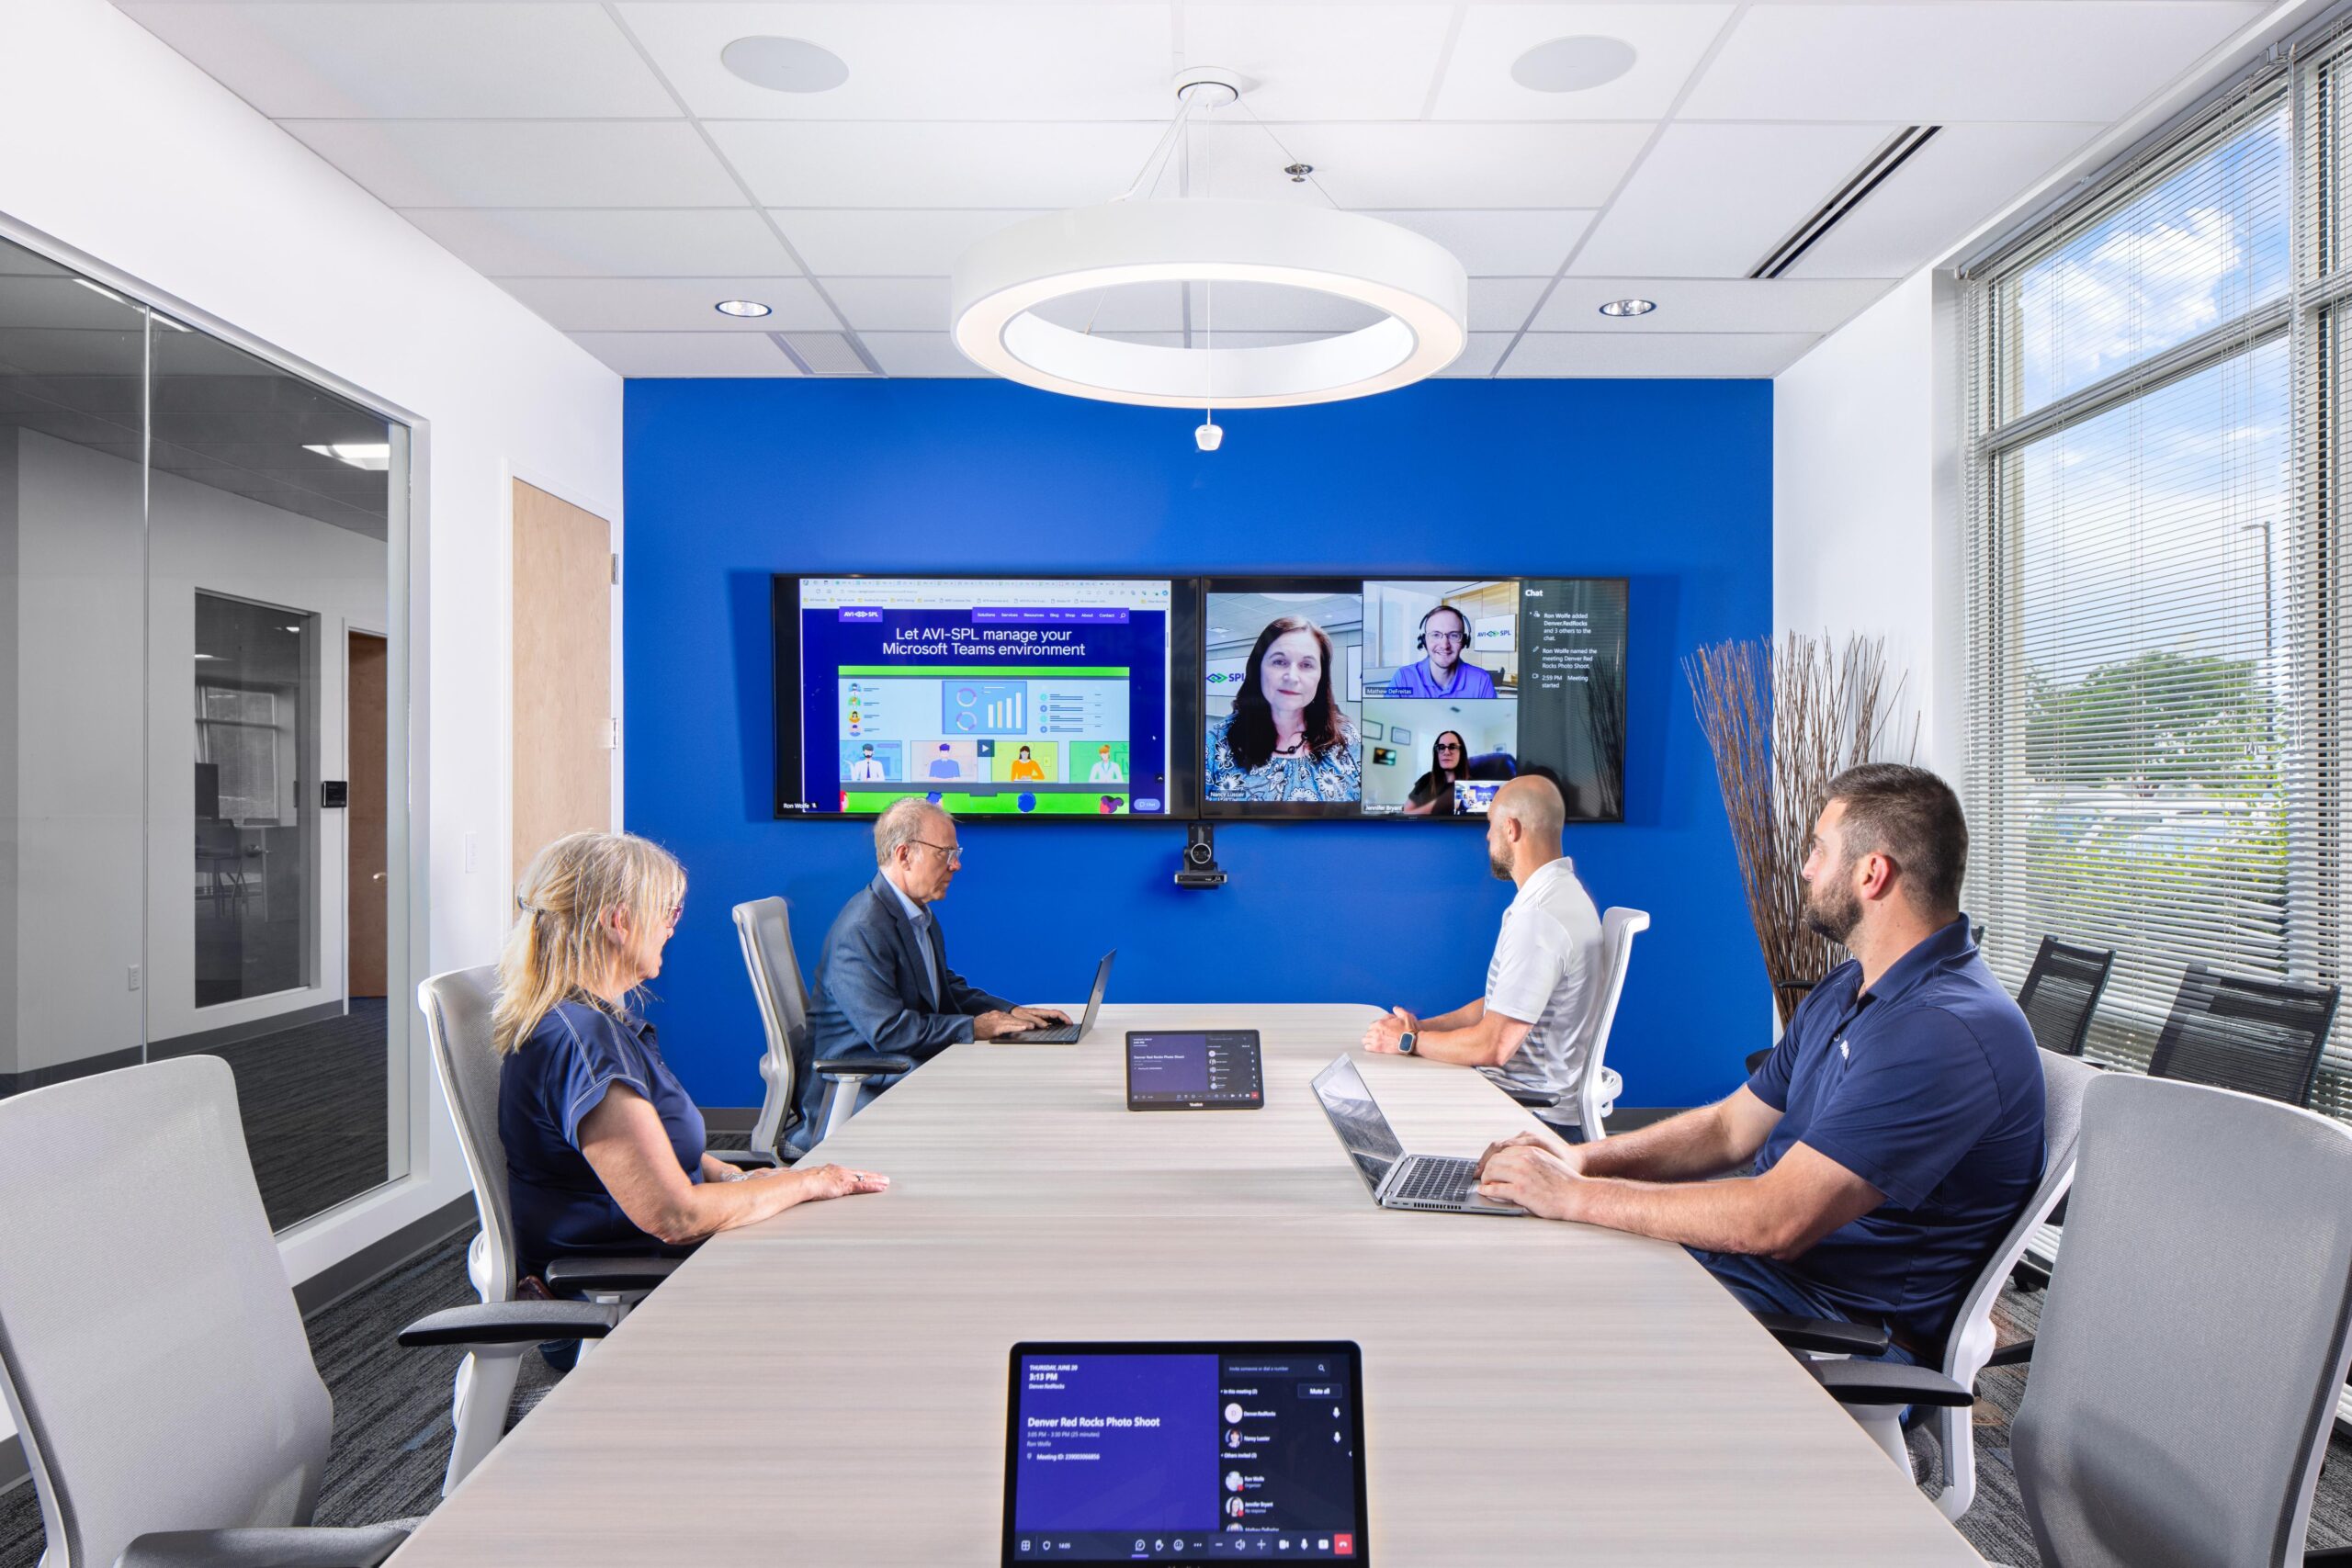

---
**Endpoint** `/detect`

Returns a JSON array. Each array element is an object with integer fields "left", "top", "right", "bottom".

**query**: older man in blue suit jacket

[{"left": 801, "top": 799, "right": 1070, "bottom": 1128}]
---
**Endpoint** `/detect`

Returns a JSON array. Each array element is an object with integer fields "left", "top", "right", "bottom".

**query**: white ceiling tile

[
  {"left": 1433, "top": 4, "right": 1735, "bottom": 120},
  {"left": 400, "top": 209, "right": 798, "bottom": 277},
  {"left": 819, "top": 276, "right": 951, "bottom": 332},
  {"left": 1194, "top": 281, "right": 1382, "bottom": 333},
  {"left": 710, "top": 121, "right": 1167, "bottom": 207},
  {"left": 616, "top": 3, "right": 1172, "bottom": 119},
  {"left": 570, "top": 331, "right": 802, "bottom": 377},
  {"left": 280, "top": 120, "right": 743, "bottom": 208},
  {"left": 774, "top": 209, "right": 1046, "bottom": 276},
  {"left": 1568, "top": 121, "right": 1894, "bottom": 276},
  {"left": 1359, "top": 209, "right": 1592, "bottom": 276},
  {"left": 1783, "top": 121, "right": 2104, "bottom": 278},
  {"left": 1532, "top": 276, "right": 1894, "bottom": 332},
  {"left": 1683, "top": 2, "right": 2266, "bottom": 122},
  {"left": 117, "top": 2, "right": 678, "bottom": 118},
  {"left": 861, "top": 332, "right": 989, "bottom": 377},
  {"left": 1469, "top": 276, "right": 1551, "bottom": 332},
  {"left": 781, "top": 332, "right": 875, "bottom": 374},
  {"left": 1438, "top": 333, "right": 1515, "bottom": 377},
  {"left": 1188, "top": 121, "right": 1650, "bottom": 208},
  {"left": 1181, "top": 5, "right": 1456, "bottom": 119},
  {"left": 501, "top": 276, "right": 836, "bottom": 331},
  {"left": 1500, "top": 331, "right": 1817, "bottom": 377}
]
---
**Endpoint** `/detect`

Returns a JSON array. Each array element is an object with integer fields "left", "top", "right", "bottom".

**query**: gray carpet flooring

[{"left": 3, "top": 1228, "right": 2347, "bottom": 1563}]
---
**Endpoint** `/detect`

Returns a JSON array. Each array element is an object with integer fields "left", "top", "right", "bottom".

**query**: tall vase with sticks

[{"left": 1685, "top": 633, "right": 1917, "bottom": 1029}]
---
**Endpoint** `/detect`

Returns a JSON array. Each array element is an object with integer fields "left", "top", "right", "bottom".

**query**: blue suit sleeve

[
  {"left": 820, "top": 919, "right": 978, "bottom": 1058},
  {"left": 1795, "top": 1007, "right": 2008, "bottom": 1209}
]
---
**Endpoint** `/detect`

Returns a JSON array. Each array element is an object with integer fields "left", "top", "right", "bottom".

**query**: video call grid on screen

[
  {"left": 1199, "top": 576, "right": 1627, "bottom": 825},
  {"left": 772, "top": 576, "right": 1198, "bottom": 821},
  {"left": 1001, "top": 1342, "right": 1368, "bottom": 1565}
]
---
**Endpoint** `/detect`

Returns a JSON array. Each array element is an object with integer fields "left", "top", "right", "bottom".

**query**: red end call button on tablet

[{"left": 1332, "top": 1536, "right": 1353, "bottom": 1557}]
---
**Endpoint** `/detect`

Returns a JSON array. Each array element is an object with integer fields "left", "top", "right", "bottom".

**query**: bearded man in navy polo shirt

[{"left": 1476, "top": 763, "right": 2043, "bottom": 1362}]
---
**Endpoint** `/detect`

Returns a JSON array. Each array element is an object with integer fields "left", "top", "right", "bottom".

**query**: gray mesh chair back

[
  {"left": 0, "top": 1057, "right": 333, "bottom": 1568},
  {"left": 1917, "top": 1048, "right": 2098, "bottom": 1520},
  {"left": 2015, "top": 937, "right": 2114, "bottom": 1057},
  {"left": 2012, "top": 1074, "right": 2352, "bottom": 1568},
  {"left": 2146, "top": 963, "right": 2341, "bottom": 1108},
  {"left": 418, "top": 964, "right": 519, "bottom": 1304},
  {"left": 1574, "top": 908, "right": 1650, "bottom": 1138},
  {"left": 735, "top": 896, "right": 813, "bottom": 1156}
]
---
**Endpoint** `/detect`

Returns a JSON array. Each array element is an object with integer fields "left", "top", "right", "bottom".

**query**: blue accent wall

[{"left": 622, "top": 378, "right": 1770, "bottom": 1111}]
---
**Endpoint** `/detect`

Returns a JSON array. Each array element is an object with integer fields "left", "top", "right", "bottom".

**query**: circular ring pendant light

[{"left": 950, "top": 69, "right": 1468, "bottom": 415}]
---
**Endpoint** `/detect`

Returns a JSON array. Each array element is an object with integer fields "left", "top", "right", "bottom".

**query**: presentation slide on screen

[
  {"left": 794, "top": 579, "right": 1173, "bottom": 818},
  {"left": 1011, "top": 1351, "right": 1359, "bottom": 1561},
  {"left": 1203, "top": 578, "right": 1625, "bottom": 821}
]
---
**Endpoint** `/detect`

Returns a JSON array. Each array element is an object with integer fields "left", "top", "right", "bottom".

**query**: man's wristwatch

[{"left": 1396, "top": 1031, "right": 1417, "bottom": 1055}]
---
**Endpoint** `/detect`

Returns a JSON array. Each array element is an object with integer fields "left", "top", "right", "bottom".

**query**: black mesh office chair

[
  {"left": 2016, "top": 936, "right": 2115, "bottom": 1057},
  {"left": 2147, "top": 963, "right": 2342, "bottom": 1109}
]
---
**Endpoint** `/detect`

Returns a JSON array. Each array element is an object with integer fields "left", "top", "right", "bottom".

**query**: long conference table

[{"left": 389, "top": 1005, "right": 1980, "bottom": 1565}]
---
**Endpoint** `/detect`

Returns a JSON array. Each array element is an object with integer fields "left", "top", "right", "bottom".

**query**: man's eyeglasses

[{"left": 913, "top": 839, "right": 965, "bottom": 866}]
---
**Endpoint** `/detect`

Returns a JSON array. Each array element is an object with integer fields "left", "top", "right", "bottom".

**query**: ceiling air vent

[{"left": 1747, "top": 125, "right": 1940, "bottom": 280}]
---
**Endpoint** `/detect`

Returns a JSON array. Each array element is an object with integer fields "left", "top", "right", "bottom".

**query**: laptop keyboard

[
  {"left": 1012, "top": 1024, "right": 1079, "bottom": 1043},
  {"left": 1390, "top": 1156, "right": 1478, "bottom": 1206}
]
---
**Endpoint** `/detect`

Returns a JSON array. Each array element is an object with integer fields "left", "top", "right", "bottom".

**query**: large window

[{"left": 1966, "top": 62, "right": 2349, "bottom": 1113}]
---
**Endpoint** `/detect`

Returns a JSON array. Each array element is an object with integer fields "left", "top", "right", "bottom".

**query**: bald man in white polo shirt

[{"left": 1362, "top": 775, "right": 1606, "bottom": 1127}]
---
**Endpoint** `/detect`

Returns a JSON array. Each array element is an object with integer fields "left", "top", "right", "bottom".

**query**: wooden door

[
  {"left": 346, "top": 631, "right": 389, "bottom": 997},
  {"left": 512, "top": 479, "right": 614, "bottom": 883}
]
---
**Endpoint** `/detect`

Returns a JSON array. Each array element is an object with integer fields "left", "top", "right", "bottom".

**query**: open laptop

[
  {"left": 1001, "top": 951, "right": 1114, "bottom": 1043},
  {"left": 1310, "top": 1054, "right": 1524, "bottom": 1216}
]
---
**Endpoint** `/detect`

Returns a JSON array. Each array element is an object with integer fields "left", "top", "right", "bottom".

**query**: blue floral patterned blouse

[{"left": 1204, "top": 713, "right": 1362, "bottom": 803}]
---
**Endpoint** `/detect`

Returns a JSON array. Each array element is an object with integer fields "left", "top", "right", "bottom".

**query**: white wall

[
  {"left": 1771, "top": 267, "right": 1967, "bottom": 779},
  {"left": 0, "top": 0, "right": 624, "bottom": 1300}
]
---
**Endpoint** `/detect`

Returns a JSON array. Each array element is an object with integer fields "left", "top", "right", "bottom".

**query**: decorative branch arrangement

[{"left": 1686, "top": 633, "right": 1917, "bottom": 1027}]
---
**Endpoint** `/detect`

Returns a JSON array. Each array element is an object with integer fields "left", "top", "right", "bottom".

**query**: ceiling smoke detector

[{"left": 720, "top": 36, "right": 849, "bottom": 95}]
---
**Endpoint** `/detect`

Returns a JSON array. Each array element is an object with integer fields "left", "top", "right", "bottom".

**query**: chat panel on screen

[
  {"left": 1201, "top": 583, "right": 1364, "bottom": 816},
  {"left": 787, "top": 578, "right": 1177, "bottom": 818}
]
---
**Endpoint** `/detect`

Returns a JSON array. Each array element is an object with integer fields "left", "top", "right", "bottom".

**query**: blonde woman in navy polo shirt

[
  {"left": 493, "top": 832, "right": 888, "bottom": 1297},
  {"left": 1476, "top": 765, "right": 2043, "bottom": 1364}
]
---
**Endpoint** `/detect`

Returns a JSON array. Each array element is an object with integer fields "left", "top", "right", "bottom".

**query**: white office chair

[
  {"left": 1770, "top": 1049, "right": 2093, "bottom": 1520},
  {"left": 0, "top": 1057, "right": 599, "bottom": 1568},
  {"left": 734, "top": 896, "right": 913, "bottom": 1156},
  {"left": 415, "top": 965, "right": 725, "bottom": 1495},
  {"left": 1504, "top": 905, "right": 1648, "bottom": 1141}
]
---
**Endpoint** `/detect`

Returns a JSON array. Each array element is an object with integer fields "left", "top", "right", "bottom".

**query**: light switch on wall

[{"left": 463, "top": 831, "right": 480, "bottom": 874}]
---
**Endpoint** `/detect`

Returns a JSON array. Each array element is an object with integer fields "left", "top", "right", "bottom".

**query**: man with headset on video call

[{"left": 1383, "top": 603, "right": 1498, "bottom": 699}]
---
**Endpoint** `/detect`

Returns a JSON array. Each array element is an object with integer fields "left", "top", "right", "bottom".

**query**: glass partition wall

[{"left": 0, "top": 230, "right": 411, "bottom": 1230}]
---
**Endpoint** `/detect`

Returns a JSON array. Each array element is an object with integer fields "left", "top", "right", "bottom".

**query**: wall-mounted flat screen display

[
  {"left": 1200, "top": 576, "right": 1626, "bottom": 823},
  {"left": 773, "top": 576, "right": 1200, "bottom": 819}
]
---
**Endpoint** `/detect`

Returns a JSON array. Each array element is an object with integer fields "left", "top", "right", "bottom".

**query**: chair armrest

[
  {"left": 819, "top": 1052, "right": 916, "bottom": 1077},
  {"left": 397, "top": 1299, "right": 620, "bottom": 1349},
  {"left": 1743, "top": 1047, "right": 1772, "bottom": 1075},
  {"left": 1984, "top": 1337, "right": 2034, "bottom": 1369},
  {"left": 1753, "top": 1312, "right": 1893, "bottom": 1359},
  {"left": 2303, "top": 1548, "right": 2352, "bottom": 1563},
  {"left": 1804, "top": 1359, "right": 1973, "bottom": 1408},
  {"left": 116, "top": 1525, "right": 412, "bottom": 1568},
  {"left": 710, "top": 1148, "right": 780, "bottom": 1170},
  {"left": 542, "top": 1255, "right": 683, "bottom": 1294}
]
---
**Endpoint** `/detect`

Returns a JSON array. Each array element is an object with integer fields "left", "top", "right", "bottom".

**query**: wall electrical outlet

[{"left": 127, "top": 964, "right": 141, "bottom": 991}]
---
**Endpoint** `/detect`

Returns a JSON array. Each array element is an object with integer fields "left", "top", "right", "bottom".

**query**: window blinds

[{"left": 1966, "top": 71, "right": 2352, "bottom": 1111}]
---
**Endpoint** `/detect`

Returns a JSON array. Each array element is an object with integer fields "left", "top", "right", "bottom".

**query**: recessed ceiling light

[
  {"left": 1512, "top": 35, "right": 1637, "bottom": 94},
  {"left": 721, "top": 35, "right": 849, "bottom": 95},
  {"left": 1598, "top": 298, "right": 1657, "bottom": 318},
  {"left": 716, "top": 299, "right": 774, "bottom": 319},
  {"left": 304, "top": 442, "right": 390, "bottom": 470}
]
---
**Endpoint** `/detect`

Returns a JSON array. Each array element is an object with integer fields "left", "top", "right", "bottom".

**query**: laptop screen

[
  {"left": 1310, "top": 1056, "right": 1404, "bottom": 1191},
  {"left": 1003, "top": 1342, "right": 1367, "bottom": 1564}
]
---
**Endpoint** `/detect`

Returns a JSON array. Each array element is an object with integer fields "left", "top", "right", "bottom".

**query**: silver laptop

[
  {"left": 1310, "top": 1054, "right": 1525, "bottom": 1216},
  {"left": 1001, "top": 952, "right": 1114, "bottom": 1043}
]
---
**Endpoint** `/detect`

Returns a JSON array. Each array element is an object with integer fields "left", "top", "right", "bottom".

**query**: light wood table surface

[{"left": 390, "top": 1004, "right": 1979, "bottom": 1566}]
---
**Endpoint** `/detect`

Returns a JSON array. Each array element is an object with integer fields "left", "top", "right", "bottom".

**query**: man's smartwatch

[{"left": 1396, "top": 1031, "right": 1417, "bottom": 1055}]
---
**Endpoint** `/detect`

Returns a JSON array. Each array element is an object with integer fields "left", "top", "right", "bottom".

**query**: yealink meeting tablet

[
  {"left": 1002, "top": 1342, "right": 1369, "bottom": 1565},
  {"left": 1124, "top": 1031, "right": 1264, "bottom": 1111}
]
